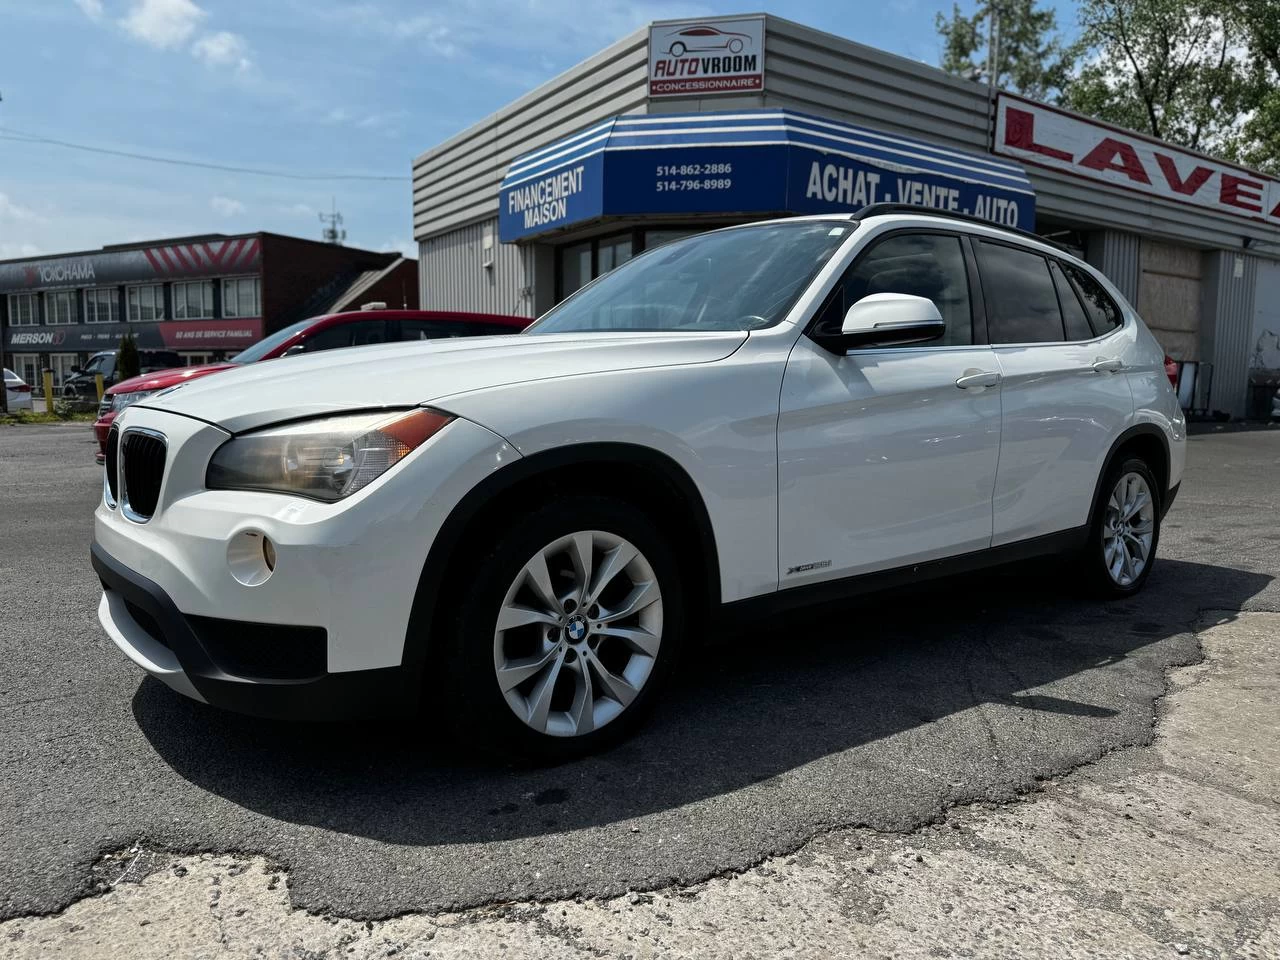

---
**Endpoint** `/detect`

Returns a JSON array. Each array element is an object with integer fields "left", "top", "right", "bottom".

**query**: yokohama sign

[
  {"left": 0, "top": 236, "right": 262, "bottom": 291},
  {"left": 994, "top": 93, "right": 1280, "bottom": 226}
]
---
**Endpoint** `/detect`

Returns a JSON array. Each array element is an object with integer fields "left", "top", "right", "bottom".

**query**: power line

[{"left": 0, "top": 127, "right": 410, "bottom": 182}]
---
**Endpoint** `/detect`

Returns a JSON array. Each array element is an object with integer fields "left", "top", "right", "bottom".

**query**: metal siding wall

[
  {"left": 1201, "top": 251, "right": 1258, "bottom": 418},
  {"left": 418, "top": 220, "right": 531, "bottom": 318},
  {"left": 1088, "top": 230, "right": 1141, "bottom": 303},
  {"left": 412, "top": 30, "right": 650, "bottom": 241}
]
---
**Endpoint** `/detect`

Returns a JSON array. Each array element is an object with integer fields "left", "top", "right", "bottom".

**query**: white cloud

[
  {"left": 191, "top": 30, "right": 252, "bottom": 73},
  {"left": 210, "top": 195, "right": 245, "bottom": 217},
  {"left": 393, "top": 15, "right": 457, "bottom": 57},
  {"left": 73, "top": 0, "right": 105, "bottom": 21},
  {"left": 0, "top": 192, "right": 42, "bottom": 223},
  {"left": 119, "top": 0, "right": 206, "bottom": 50}
]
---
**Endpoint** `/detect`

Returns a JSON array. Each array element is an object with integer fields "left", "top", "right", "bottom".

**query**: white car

[
  {"left": 93, "top": 207, "right": 1186, "bottom": 757},
  {"left": 4, "top": 368, "right": 34, "bottom": 412}
]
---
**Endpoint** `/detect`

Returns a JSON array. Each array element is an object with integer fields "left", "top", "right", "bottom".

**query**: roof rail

[{"left": 853, "top": 203, "right": 1069, "bottom": 252}]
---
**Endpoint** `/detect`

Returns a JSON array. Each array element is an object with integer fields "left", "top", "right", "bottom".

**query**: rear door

[
  {"left": 777, "top": 230, "right": 1003, "bottom": 584},
  {"left": 975, "top": 239, "right": 1133, "bottom": 545}
]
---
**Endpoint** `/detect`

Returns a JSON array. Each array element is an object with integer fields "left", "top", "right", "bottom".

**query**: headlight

[
  {"left": 111, "top": 390, "right": 157, "bottom": 413},
  {"left": 206, "top": 408, "right": 454, "bottom": 502}
]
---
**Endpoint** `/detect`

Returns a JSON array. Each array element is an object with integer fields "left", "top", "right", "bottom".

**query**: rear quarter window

[{"left": 1064, "top": 264, "right": 1123, "bottom": 335}]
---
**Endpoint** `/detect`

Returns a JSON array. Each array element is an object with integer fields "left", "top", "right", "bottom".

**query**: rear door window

[
  {"left": 1063, "top": 264, "right": 1123, "bottom": 335},
  {"left": 975, "top": 241, "right": 1065, "bottom": 344},
  {"left": 1049, "top": 261, "right": 1095, "bottom": 341}
]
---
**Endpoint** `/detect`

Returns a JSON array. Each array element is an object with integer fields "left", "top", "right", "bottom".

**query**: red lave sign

[{"left": 994, "top": 93, "right": 1280, "bottom": 225}]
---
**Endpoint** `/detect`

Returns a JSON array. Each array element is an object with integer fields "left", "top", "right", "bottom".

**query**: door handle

[
  {"left": 955, "top": 369, "right": 1001, "bottom": 390},
  {"left": 1091, "top": 357, "right": 1125, "bottom": 373}
]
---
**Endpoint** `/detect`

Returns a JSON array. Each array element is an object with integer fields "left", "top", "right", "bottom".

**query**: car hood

[
  {"left": 109, "top": 363, "right": 237, "bottom": 395},
  {"left": 135, "top": 331, "right": 748, "bottom": 433}
]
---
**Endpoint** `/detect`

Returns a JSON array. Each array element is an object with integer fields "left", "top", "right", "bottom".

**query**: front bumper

[
  {"left": 93, "top": 404, "right": 520, "bottom": 720},
  {"left": 93, "top": 543, "right": 405, "bottom": 720}
]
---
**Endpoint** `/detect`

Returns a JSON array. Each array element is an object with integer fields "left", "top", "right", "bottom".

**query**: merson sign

[
  {"left": 648, "top": 17, "right": 765, "bottom": 98},
  {"left": 995, "top": 93, "right": 1280, "bottom": 225}
]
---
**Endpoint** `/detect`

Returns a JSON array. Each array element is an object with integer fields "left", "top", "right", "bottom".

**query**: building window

[
  {"left": 222, "top": 276, "right": 260, "bottom": 318},
  {"left": 555, "top": 231, "right": 638, "bottom": 301},
  {"left": 46, "top": 290, "right": 76, "bottom": 325},
  {"left": 85, "top": 287, "right": 119, "bottom": 324},
  {"left": 7, "top": 293, "right": 39, "bottom": 326},
  {"left": 48, "top": 353, "right": 80, "bottom": 388},
  {"left": 127, "top": 284, "right": 165, "bottom": 322},
  {"left": 10, "top": 354, "right": 41, "bottom": 388},
  {"left": 172, "top": 280, "right": 214, "bottom": 320}
]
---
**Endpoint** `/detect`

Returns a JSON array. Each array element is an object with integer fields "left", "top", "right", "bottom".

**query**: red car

[{"left": 93, "top": 308, "right": 528, "bottom": 461}]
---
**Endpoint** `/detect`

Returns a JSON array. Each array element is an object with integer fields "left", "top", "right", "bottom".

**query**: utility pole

[
  {"left": 319, "top": 197, "right": 346, "bottom": 245},
  {"left": 985, "top": 4, "right": 1001, "bottom": 146}
]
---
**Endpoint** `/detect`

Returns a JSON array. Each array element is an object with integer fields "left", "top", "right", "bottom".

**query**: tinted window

[
  {"left": 976, "top": 241, "right": 1064, "bottom": 344},
  {"left": 1064, "top": 264, "right": 1123, "bottom": 334},
  {"left": 839, "top": 233, "right": 973, "bottom": 346},
  {"left": 301, "top": 325, "right": 352, "bottom": 352},
  {"left": 1050, "top": 261, "right": 1094, "bottom": 341},
  {"left": 400, "top": 319, "right": 468, "bottom": 340},
  {"left": 348, "top": 320, "right": 389, "bottom": 346}
]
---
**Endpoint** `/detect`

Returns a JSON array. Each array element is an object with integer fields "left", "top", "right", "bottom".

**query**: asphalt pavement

[{"left": 1, "top": 423, "right": 1278, "bottom": 923}]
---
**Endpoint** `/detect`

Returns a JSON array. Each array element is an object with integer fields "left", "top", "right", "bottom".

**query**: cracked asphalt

[{"left": 1, "top": 424, "right": 1278, "bottom": 925}]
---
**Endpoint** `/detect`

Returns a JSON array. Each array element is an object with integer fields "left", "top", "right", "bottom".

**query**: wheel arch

[
  {"left": 400, "top": 442, "right": 722, "bottom": 687},
  {"left": 1086, "top": 423, "right": 1171, "bottom": 531}
]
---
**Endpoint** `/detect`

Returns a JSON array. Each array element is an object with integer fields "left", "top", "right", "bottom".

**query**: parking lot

[{"left": 2, "top": 423, "right": 1278, "bottom": 957}]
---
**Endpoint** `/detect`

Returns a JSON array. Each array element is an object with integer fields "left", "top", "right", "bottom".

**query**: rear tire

[
  {"left": 1080, "top": 457, "right": 1161, "bottom": 598},
  {"left": 438, "top": 496, "right": 685, "bottom": 762}
]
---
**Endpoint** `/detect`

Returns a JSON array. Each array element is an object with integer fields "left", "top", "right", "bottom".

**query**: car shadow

[{"left": 134, "top": 557, "right": 1271, "bottom": 846}]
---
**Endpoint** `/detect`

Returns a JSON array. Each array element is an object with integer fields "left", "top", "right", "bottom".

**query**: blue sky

[{"left": 0, "top": 0, "right": 1076, "bottom": 261}]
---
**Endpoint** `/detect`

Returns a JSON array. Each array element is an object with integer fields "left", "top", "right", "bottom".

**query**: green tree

[
  {"left": 935, "top": 0, "right": 1080, "bottom": 101},
  {"left": 117, "top": 331, "right": 140, "bottom": 381},
  {"left": 1064, "top": 0, "right": 1252, "bottom": 156},
  {"left": 1227, "top": 0, "right": 1280, "bottom": 174}
]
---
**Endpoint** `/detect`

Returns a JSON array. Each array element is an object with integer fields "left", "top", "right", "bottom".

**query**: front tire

[
  {"left": 1081, "top": 457, "right": 1161, "bottom": 598},
  {"left": 441, "top": 496, "right": 684, "bottom": 761}
]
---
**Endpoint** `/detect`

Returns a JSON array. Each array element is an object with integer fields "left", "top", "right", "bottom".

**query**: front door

[{"left": 777, "top": 231, "right": 1002, "bottom": 587}]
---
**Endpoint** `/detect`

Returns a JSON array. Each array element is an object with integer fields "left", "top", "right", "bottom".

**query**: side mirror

[{"left": 838, "top": 293, "right": 945, "bottom": 349}]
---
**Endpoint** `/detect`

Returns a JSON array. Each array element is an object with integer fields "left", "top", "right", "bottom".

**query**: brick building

[{"left": 0, "top": 232, "right": 417, "bottom": 389}]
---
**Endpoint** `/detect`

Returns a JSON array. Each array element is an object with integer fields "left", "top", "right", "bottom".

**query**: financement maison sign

[
  {"left": 648, "top": 17, "right": 765, "bottom": 98},
  {"left": 994, "top": 93, "right": 1280, "bottom": 226}
]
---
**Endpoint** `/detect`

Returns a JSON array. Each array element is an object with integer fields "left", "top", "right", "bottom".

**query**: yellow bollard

[
  {"left": 42, "top": 370, "right": 54, "bottom": 412},
  {"left": 95, "top": 374, "right": 105, "bottom": 402}
]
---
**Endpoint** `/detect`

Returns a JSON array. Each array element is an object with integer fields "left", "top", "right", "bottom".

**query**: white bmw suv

[{"left": 93, "top": 207, "right": 1185, "bottom": 757}]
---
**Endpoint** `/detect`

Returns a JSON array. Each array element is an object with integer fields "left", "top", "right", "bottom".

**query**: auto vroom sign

[
  {"left": 648, "top": 17, "right": 765, "bottom": 98},
  {"left": 994, "top": 93, "right": 1280, "bottom": 225}
]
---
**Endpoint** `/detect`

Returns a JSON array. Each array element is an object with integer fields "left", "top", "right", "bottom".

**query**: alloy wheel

[
  {"left": 492, "top": 530, "right": 663, "bottom": 738},
  {"left": 1102, "top": 471, "right": 1155, "bottom": 587}
]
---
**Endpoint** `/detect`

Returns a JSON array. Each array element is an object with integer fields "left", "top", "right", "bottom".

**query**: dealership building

[
  {"left": 0, "top": 233, "right": 417, "bottom": 390},
  {"left": 412, "top": 13, "right": 1280, "bottom": 418}
]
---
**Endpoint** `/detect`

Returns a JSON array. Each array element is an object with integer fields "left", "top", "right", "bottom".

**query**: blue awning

[{"left": 499, "top": 109, "right": 1035, "bottom": 242}]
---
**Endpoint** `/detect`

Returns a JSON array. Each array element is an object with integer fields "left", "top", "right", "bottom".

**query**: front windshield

[
  {"left": 527, "top": 220, "right": 852, "bottom": 335},
  {"left": 229, "top": 317, "right": 314, "bottom": 364}
]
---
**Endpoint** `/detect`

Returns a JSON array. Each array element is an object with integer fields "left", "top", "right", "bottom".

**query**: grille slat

[
  {"left": 121, "top": 431, "right": 166, "bottom": 520},
  {"left": 104, "top": 427, "right": 120, "bottom": 504}
]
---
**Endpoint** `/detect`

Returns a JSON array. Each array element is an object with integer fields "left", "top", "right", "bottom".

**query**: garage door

[
  {"left": 1137, "top": 240, "right": 1202, "bottom": 361},
  {"left": 1248, "top": 260, "right": 1280, "bottom": 418}
]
